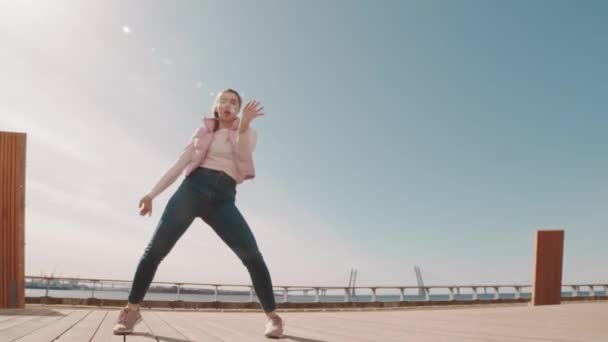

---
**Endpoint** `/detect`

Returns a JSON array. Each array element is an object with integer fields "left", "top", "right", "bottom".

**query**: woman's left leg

[{"left": 201, "top": 199, "right": 278, "bottom": 313}]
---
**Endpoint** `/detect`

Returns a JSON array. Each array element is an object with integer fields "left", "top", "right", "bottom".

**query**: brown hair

[{"left": 212, "top": 88, "right": 242, "bottom": 132}]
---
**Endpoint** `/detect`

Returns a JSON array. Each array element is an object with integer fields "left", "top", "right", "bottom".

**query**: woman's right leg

[
  {"left": 127, "top": 181, "right": 200, "bottom": 304},
  {"left": 200, "top": 198, "right": 278, "bottom": 314}
]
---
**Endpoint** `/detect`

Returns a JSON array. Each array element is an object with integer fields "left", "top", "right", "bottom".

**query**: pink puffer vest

[{"left": 183, "top": 117, "right": 255, "bottom": 183}]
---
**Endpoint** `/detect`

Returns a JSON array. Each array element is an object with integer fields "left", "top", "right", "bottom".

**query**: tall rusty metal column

[
  {"left": 0, "top": 131, "right": 27, "bottom": 309},
  {"left": 532, "top": 229, "right": 565, "bottom": 306}
]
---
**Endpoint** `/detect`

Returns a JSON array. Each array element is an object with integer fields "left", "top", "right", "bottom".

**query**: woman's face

[{"left": 216, "top": 91, "right": 240, "bottom": 122}]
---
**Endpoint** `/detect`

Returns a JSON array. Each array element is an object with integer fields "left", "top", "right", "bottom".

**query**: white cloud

[{"left": 0, "top": 112, "right": 105, "bottom": 169}]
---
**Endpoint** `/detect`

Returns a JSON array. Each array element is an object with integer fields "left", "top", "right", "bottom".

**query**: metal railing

[{"left": 24, "top": 276, "right": 608, "bottom": 304}]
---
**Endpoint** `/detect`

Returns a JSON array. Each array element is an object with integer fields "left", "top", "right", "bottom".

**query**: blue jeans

[{"left": 127, "top": 167, "right": 277, "bottom": 312}]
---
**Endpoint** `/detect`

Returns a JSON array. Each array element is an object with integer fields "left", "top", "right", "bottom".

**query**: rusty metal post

[
  {"left": 532, "top": 229, "right": 564, "bottom": 306},
  {"left": 1, "top": 131, "right": 27, "bottom": 309}
]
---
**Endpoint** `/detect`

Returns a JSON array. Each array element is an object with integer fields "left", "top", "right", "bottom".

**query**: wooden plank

[
  {"left": 192, "top": 312, "right": 271, "bottom": 342},
  {"left": 0, "top": 309, "right": 25, "bottom": 323},
  {"left": 56, "top": 310, "right": 107, "bottom": 341},
  {"left": 13, "top": 309, "right": 91, "bottom": 342},
  {"left": 174, "top": 311, "right": 275, "bottom": 342},
  {"left": 195, "top": 312, "right": 332, "bottom": 342},
  {"left": 0, "top": 308, "right": 69, "bottom": 319},
  {"left": 139, "top": 303, "right": 608, "bottom": 341},
  {"left": 141, "top": 310, "right": 191, "bottom": 341},
  {"left": 89, "top": 309, "right": 124, "bottom": 342},
  {"left": 314, "top": 305, "right": 601, "bottom": 341},
  {"left": 0, "top": 308, "right": 36, "bottom": 322},
  {"left": 3, "top": 303, "right": 607, "bottom": 342},
  {"left": 0, "top": 310, "right": 73, "bottom": 341},
  {"left": 255, "top": 312, "right": 395, "bottom": 342},
  {"left": 214, "top": 311, "right": 416, "bottom": 342},
  {"left": 0, "top": 315, "right": 20, "bottom": 323},
  {"left": 0, "top": 315, "right": 39, "bottom": 331},
  {"left": 307, "top": 311, "right": 523, "bottom": 342},
  {"left": 156, "top": 311, "right": 221, "bottom": 341}
]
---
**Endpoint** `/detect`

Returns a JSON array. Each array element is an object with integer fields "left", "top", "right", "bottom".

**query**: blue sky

[{"left": 1, "top": 0, "right": 606, "bottom": 289}]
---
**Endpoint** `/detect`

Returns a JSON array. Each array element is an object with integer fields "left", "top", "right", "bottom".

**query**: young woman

[{"left": 112, "top": 88, "right": 284, "bottom": 338}]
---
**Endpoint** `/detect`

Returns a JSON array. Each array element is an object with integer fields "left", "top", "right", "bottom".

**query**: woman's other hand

[{"left": 139, "top": 195, "right": 153, "bottom": 216}]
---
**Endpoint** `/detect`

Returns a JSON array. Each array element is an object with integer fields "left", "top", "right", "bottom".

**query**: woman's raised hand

[{"left": 241, "top": 100, "right": 265, "bottom": 125}]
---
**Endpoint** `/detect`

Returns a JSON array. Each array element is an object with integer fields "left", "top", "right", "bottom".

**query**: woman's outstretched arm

[
  {"left": 139, "top": 142, "right": 194, "bottom": 217},
  {"left": 146, "top": 142, "right": 194, "bottom": 200}
]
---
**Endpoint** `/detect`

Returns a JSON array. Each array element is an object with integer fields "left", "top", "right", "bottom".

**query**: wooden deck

[{"left": 0, "top": 302, "right": 605, "bottom": 341}]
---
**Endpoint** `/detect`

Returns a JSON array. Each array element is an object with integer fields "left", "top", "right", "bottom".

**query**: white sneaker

[
  {"left": 264, "top": 314, "right": 285, "bottom": 338},
  {"left": 112, "top": 306, "right": 143, "bottom": 335}
]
